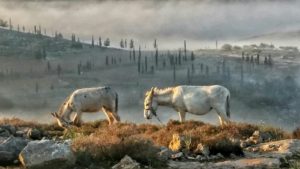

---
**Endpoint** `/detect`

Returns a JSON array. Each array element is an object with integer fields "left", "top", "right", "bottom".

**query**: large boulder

[
  {"left": 194, "top": 143, "right": 210, "bottom": 157},
  {"left": 19, "top": 139, "right": 75, "bottom": 169},
  {"left": 26, "top": 128, "right": 42, "bottom": 140},
  {"left": 244, "top": 139, "right": 300, "bottom": 159},
  {"left": 0, "top": 136, "right": 29, "bottom": 165},
  {"left": 112, "top": 155, "right": 141, "bottom": 169},
  {"left": 168, "top": 158, "right": 281, "bottom": 169}
]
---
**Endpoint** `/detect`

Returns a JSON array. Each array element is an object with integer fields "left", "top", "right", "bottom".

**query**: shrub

[
  {"left": 293, "top": 127, "right": 300, "bottom": 139},
  {"left": 72, "top": 135, "right": 166, "bottom": 168}
]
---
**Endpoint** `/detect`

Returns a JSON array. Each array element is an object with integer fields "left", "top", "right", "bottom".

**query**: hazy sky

[{"left": 0, "top": 0, "right": 300, "bottom": 49}]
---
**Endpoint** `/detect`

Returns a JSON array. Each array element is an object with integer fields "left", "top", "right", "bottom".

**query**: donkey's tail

[
  {"left": 226, "top": 95, "right": 230, "bottom": 118},
  {"left": 115, "top": 93, "right": 118, "bottom": 113}
]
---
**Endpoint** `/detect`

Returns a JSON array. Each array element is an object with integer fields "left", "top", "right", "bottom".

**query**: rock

[
  {"left": 216, "top": 153, "right": 224, "bottom": 159},
  {"left": 0, "top": 151, "right": 15, "bottom": 164},
  {"left": 158, "top": 148, "right": 173, "bottom": 160},
  {"left": 0, "top": 127, "right": 10, "bottom": 137},
  {"left": 171, "top": 152, "right": 183, "bottom": 160},
  {"left": 169, "top": 133, "right": 184, "bottom": 152},
  {"left": 168, "top": 158, "right": 281, "bottom": 169},
  {"left": 27, "top": 128, "right": 42, "bottom": 140},
  {"left": 244, "top": 139, "right": 300, "bottom": 159},
  {"left": 212, "top": 157, "right": 281, "bottom": 169},
  {"left": 15, "top": 130, "right": 25, "bottom": 137},
  {"left": 0, "top": 125, "right": 16, "bottom": 135},
  {"left": 19, "top": 139, "right": 75, "bottom": 169},
  {"left": 194, "top": 143, "right": 210, "bottom": 157},
  {"left": 112, "top": 155, "right": 141, "bottom": 169},
  {"left": 248, "top": 130, "right": 262, "bottom": 144},
  {"left": 168, "top": 161, "right": 205, "bottom": 169},
  {"left": 0, "top": 136, "right": 28, "bottom": 165},
  {"left": 229, "top": 153, "right": 238, "bottom": 159}
]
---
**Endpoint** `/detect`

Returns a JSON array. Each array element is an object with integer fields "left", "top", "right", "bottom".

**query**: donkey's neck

[
  {"left": 58, "top": 102, "right": 72, "bottom": 121},
  {"left": 153, "top": 88, "right": 174, "bottom": 106}
]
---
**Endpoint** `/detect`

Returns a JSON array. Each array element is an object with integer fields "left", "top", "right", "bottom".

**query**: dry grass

[
  {"left": 293, "top": 127, "right": 300, "bottom": 139},
  {"left": 0, "top": 118, "right": 292, "bottom": 168}
]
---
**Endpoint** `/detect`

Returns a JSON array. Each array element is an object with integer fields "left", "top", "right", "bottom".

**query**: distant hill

[{"left": 241, "top": 30, "right": 300, "bottom": 41}]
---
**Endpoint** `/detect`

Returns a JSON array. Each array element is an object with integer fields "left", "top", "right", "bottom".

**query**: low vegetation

[{"left": 0, "top": 118, "right": 292, "bottom": 168}]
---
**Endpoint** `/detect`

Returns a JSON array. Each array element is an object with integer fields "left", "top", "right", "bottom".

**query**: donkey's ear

[
  {"left": 150, "top": 87, "right": 155, "bottom": 93},
  {"left": 51, "top": 112, "right": 58, "bottom": 118}
]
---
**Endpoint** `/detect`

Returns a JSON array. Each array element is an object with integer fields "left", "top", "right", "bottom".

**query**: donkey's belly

[{"left": 184, "top": 99, "right": 211, "bottom": 115}]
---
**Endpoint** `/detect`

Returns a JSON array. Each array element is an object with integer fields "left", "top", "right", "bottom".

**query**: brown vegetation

[
  {"left": 0, "top": 118, "right": 291, "bottom": 168},
  {"left": 292, "top": 127, "right": 300, "bottom": 139}
]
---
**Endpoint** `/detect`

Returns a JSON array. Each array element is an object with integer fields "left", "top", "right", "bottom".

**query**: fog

[{"left": 1, "top": 0, "right": 300, "bottom": 49}]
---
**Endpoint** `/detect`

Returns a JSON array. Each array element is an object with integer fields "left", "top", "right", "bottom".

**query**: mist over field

[
  {"left": 0, "top": 0, "right": 300, "bottom": 131},
  {"left": 1, "top": 0, "right": 300, "bottom": 49}
]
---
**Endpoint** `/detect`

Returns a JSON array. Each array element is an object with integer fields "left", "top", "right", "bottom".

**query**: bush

[
  {"left": 293, "top": 127, "right": 300, "bottom": 139},
  {"left": 221, "top": 44, "right": 232, "bottom": 51},
  {"left": 72, "top": 135, "right": 166, "bottom": 168}
]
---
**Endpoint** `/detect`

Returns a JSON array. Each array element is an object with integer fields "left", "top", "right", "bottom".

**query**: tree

[
  {"left": 77, "top": 62, "right": 82, "bottom": 75},
  {"left": 154, "top": 39, "right": 157, "bottom": 49},
  {"left": 133, "top": 48, "right": 136, "bottom": 62},
  {"left": 178, "top": 49, "right": 181, "bottom": 65},
  {"left": 155, "top": 48, "right": 158, "bottom": 67},
  {"left": 173, "top": 64, "right": 176, "bottom": 83},
  {"left": 191, "top": 51, "right": 195, "bottom": 61},
  {"left": 57, "top": 64, "right": 62, "bottom": 77},
  {"left": 9, "top": 18, "right": 12, "bottom": 31},
  {"left": 221, "top": 44, "right": 232, "bottom": 51},
  {"left": 138, "top": 46, "right": 141, "bottom": 73},
  {"left": 145, "top": 56, "right": 148, "bottom": 72},
  {"left": 34, "top": 25, "right": 37, "bottom": 34},
  {"left": 91, "top": 36, "right": 94, "bottom": 48},
  {"left": 104, "top": 38, "right": 110, "bottom": 47},
  {"left": 0, "top": 19, "right": 8, "bottom": 27},
  {"left": 71, "top": 34, "right": 76, "bottom": 42},
  {"left": 184, "top": 40, "right": 187, "bottom": 61},
  {"left": 106, "top": 56, "right": 109, "bottom": 66},
  {"left": 99, "top": 37, "right": 102, "bottom": 47},
  {"left": 187, "top": 68, "right": 191, "bottom": 84},
  {"left": 47, "top": 61, "right": 51, "bottom": 72},
  {"left": 120, "top": 39, "right": 124, "bottom": 48},
  {"left": 130, "top": 39, "right": 134, "bottom": 49}
]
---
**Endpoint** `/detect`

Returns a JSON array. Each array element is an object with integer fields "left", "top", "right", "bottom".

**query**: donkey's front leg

[
  {"left": 178, "top": 112, "right": 186, "bottom": 122},
  {"left": 72, "top": 112, "right": 83, "bottom": 126}
]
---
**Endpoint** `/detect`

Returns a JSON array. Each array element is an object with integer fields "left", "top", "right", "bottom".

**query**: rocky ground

[{"left": 0, "top": 118, "right": 299, "bottom": 169}]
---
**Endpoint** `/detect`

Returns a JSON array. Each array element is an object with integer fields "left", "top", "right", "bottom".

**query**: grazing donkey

[
  {"left": 144, "top": 85, "right": 231, "bottom": 126},
  {"left": 51, "top": 86, "right": 120, "bottom": 128}
]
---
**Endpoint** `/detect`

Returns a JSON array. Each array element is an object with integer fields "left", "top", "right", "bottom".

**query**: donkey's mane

[
  {"left": 154, "top": 87, "right": 174, "bottom": 95},
  {"left": 57, "top": 94, "right": 71, "bottom": 116}
]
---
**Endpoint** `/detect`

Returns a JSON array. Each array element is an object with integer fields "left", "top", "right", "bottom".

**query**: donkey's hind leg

[
  {"left": 214, "top": 106, "right": 230, "bottom": 126},
  {"left": 102, "top": 108, "right": 114, "bottom": 125},
  {"left": 178, "top": 111, "right": 186, "bottom": 122},
  {"left": 110, "top": 111, "right": 120, "bottom": 123}
]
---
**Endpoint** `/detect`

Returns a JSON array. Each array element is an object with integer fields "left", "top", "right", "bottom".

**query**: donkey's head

[
  {"left": 51, "top": 112, "right": 73, "bottom": 129},
  {"left": 144, "top": 87, "right": 158, "bottom": 120}
]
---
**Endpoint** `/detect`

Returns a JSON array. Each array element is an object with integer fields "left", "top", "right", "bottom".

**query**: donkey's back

[{"left": 70, "top": 87, "right": 117, "bottom": 112}]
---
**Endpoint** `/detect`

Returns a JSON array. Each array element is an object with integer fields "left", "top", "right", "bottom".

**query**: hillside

[{"left": 0, "top": 27, "right": 120, "bottom": 59}]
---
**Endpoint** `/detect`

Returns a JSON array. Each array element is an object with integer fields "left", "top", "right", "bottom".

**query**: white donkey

[
  {"left": 144, "top": 85, "right": 231, "bottom": 126},
  {"left": 51, "top": 86, "right": 120, "bottom": 128}
]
